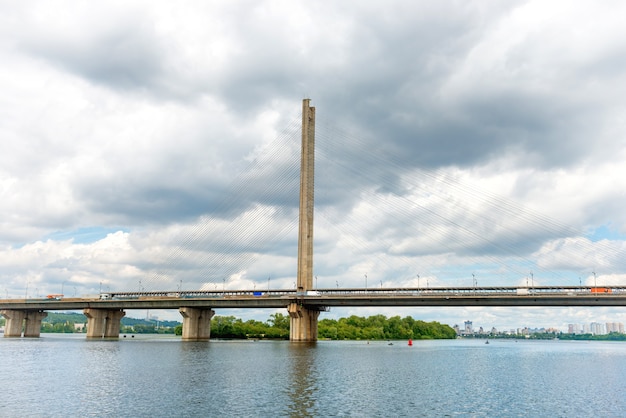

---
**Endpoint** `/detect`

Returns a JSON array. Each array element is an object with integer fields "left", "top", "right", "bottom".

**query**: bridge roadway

[{"left": 3, "top": 286, "right": 626, "bottom": 310}]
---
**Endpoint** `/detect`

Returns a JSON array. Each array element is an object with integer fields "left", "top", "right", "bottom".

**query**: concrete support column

[
  {"left": 1, "top": 310, "right": 26, "bottom": 337},
  {"left": 23, "top": 311, "right": 48, "bottom": 338},
  {"left": 0, "top": 310, "right": 48, "bottom": 338},
  {"left": 288, "top": 303, "right": 320, "bottom": 342},
  {"left": 179, "top": 307, "right": 215, "bottom": 341},
  {"left": 84, "top": 308, "right": 125, "bottom": 339}
]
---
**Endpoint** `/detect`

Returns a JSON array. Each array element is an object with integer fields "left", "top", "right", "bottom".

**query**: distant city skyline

[{"left": 457, "top": 319, "right": 625, "bottom": 335}]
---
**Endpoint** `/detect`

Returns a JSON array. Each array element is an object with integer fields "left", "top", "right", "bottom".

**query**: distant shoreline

[{"left": 461, "top": 333, "right": 626, "bottom": 341}]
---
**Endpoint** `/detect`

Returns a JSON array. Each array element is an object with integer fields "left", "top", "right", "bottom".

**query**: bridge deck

[{"left": 2, "top": 286, "right": 626, "bottom": 310}]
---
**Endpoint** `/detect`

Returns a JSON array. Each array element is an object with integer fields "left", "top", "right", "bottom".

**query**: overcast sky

[{"left": 2, "top": 1, "right": 626, "bottom": 330}]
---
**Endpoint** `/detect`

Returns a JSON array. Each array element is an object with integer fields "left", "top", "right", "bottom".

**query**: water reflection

[{"left": 286, "top": 342, "right": 319, "bottom": 417}]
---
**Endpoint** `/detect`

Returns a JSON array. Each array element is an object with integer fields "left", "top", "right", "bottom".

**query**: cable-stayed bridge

[
  {"left": 2, "top": 99, "right": 625, "bottom": 340},
  {"left": 2, "top": 285, "right": 626, "bottom": 339}
]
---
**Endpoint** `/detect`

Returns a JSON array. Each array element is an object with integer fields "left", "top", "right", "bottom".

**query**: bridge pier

[
  {"left": 179, "top": 307, "right": 215, "bottom": 341},
  {"left": 84, "top": 308, "right": 125, "bottom": 339},
  {"left": 288, "top": 303, "right": 320, "bottom": 342},
  {"left": 24, "top": 311, "right": 48, "bottom": 337},
  {"left": 1, "top": 310, "right": 48, "bottom": 338}
]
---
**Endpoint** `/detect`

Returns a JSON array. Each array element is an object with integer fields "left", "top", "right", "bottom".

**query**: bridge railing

[
  {"left": 97, "top": 289, "right": 297, "bottom": 300},
  {"left": 313, "top": 286, "right": 626, "bottom": 296},
  {"left": 4, "top": 286, "right": 625, "bottom": 303}
]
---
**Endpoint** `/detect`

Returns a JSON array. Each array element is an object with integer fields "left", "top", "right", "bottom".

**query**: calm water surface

[{"left": 1, "top": 335, "right": 625, "bottom": 417}]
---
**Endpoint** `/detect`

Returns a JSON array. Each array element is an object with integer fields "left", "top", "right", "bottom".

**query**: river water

[{"left": 1, "top": 335, "right": 625, "bottom": 417}]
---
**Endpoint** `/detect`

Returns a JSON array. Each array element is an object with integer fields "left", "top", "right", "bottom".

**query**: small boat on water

[{"left": 485, "top": 340, "right": 489, "bottom": 344}]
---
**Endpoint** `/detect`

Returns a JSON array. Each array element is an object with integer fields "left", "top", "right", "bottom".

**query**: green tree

[
  {"left": 268, "top": 313, "right": 290, "bottom": 330},
  {"left": 317, "top": 315, "right": 455, "bottom": 341}
]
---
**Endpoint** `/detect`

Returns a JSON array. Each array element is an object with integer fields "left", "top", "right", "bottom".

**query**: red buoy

[{"left": 408, "top": 339, "right": 413, "bottom": 346}]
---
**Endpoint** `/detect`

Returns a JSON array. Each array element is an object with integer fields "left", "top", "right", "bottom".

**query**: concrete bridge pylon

[{"left": 290, "top": 99, "right": 322, "bottom": 342}]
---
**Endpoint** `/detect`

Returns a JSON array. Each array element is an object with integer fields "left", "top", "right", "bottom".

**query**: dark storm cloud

[
  {"left": 67, "top": 116, "right": 304, "bottom": 226},
  {"left": 260, "top": 2, "right": 619, "bottom": 178},
  {"left": 21, "top": 19, "right": 167, "bottom": 94},
  {"left": 312, "top": 59, "right": 592, "bottom": 173},
  {"left": 14, "top": 0, "right": 618, "bottom": 181},
  {"left": 19, "top": 1, "right": 593, "bottom": 177}
]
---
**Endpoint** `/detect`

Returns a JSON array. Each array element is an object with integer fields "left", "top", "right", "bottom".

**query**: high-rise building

[
  {"left": 568, "top": 324, "right": 581, "bottom": 334},
  {"left": 590, "top": 322, "right": 606, "bottom": 335},
  {"left": 464, "top": 320, "right": 473, "bottom": 334},
  {"left": 606, "top": 322, "right": 625, "bottom": 333}
]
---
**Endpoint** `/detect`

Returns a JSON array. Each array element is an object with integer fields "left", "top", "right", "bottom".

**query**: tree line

[
  {"left": 177, "top": 313, "right": 456, "bottom": 340},
  {"left": 9, "top": 313, "right": 626, "bottom": 341},
  {"left": 318, "top": 315, "right": 456, "bottom": 340},
  {"left": 8, "top": 311, "right": 456, "bottom": 340},
  {"left": 37, "top": 312, "right": 180, "bottom": 334}
]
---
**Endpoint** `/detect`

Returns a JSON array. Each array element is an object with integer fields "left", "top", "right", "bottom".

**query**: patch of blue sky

[
  {"left": 586, "top": 224, "right": 626, "bottom": 242},
  {"left": 44, "top": 226, "right": 128, "bottom": 244}
]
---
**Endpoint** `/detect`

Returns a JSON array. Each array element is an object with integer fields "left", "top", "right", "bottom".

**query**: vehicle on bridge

[
  {"left": 46, "top": 294, "right": 63, "bottom": 300},
  {"left": 296, "top": 290, "right": 321, "bottom": 296}
]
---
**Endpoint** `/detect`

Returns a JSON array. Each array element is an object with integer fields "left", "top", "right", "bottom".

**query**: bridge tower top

[{"left": 297, "top": 99, "right": 315, "bottom": 292}]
